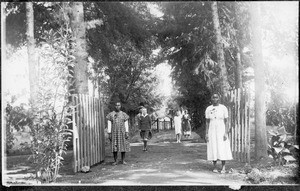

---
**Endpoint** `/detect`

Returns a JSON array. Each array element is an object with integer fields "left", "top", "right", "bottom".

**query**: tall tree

[
  {"left": 1, "top": 3, "right": 7, "bottom": 61},
  {"left": 233, "top": 2, "right": 243, "bottom": 89},
  {"left": 70, "top": 2, "right": 89, "bottom": 94},
  {"left": 211, "top": 2, "right": 230, "bottom": 96},
  {"left": 26, "top": 2, "right": 38, "bottom": 103},
  {"left": 250, "top": 2, "right": 268, "bottom": 160}
]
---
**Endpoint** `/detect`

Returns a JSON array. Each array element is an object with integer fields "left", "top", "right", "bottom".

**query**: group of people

[
  {"left": 106, "top": 93, "right": 233, "bottom": 173},
  {"left": 173, "top": 108, "right": 192, "bottom": 143}
]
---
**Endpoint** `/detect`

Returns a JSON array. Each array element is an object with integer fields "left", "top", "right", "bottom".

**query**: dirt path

[
  {"left": 55, "top": 131, "right": 249, "bottom": 185},
  {"left": 4, "top": 130, "right": 249, "bottom": 186}
]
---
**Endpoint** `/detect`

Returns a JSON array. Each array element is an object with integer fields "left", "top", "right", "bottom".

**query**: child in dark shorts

[{"left": 138, "top": 107, "right": 152, "bottom": 151}]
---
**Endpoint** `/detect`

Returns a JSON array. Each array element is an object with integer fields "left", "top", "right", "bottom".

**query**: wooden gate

[
  {"left": 72, "top": 94, "right": 105, "bottom": 172},
  {"left": 226, "top": 88, "right": 251, "bottom": 163}
]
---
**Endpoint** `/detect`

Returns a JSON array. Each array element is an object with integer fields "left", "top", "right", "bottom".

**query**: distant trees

[
  {"left": 4, "top": 2, "right": 164, "bottom": 112},
  {"left": 155, "top": 2, "right": 250, "bottom": 135}
]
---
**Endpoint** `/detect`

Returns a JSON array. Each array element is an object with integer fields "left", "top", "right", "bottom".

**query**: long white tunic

[
  {"left": 205, "top": 104, "right": 233, "bottom": 161},
  {"left": 174, "top": 115, "right": 182, "bottom": 135}
]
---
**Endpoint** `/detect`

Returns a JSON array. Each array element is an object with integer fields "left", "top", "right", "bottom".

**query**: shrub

[
  {"left": 5, "top": 99, "right": 33, "bottom": 153},
  {"left": 267, "top": 126, "right": 299, "bottom": 165},
  {"left": 28, "top": 106, "right": 73, "bottom": 183}
]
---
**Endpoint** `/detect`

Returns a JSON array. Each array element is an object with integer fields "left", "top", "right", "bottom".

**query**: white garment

[
  {"left": 174, "top": 115, "right": 182, "bottom": 135},
  {"left": 205, "top": 104, "right": 233, "bottom": 161}
]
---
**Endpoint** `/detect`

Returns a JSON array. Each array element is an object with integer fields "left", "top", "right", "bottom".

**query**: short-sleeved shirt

[{"left": 205, "top": 104, "right": 228, "bottom": 120}]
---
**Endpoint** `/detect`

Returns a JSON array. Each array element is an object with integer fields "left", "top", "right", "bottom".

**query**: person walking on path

[
  {"left": 182, "top": 109, "right": 192, "bottom": 139},
  {"left": 174, "top": 110, "right": 183, "bottom": 143},
  {"left": 138, "top": 107, "right": 152, "bottom": 151},
  {"left": 107, "top": 101, "right": 130, "bottom": 165},
  {"left": 205, "top": 93, "right": 232, "bottom": 173}
]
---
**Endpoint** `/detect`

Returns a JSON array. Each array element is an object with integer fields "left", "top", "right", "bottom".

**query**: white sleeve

[
  {"left": 205, "top": 107, "right": 210, "bottom": 119},
  {"left": 107, "top": 120, "right": 111, "bottom": 133},
  {"left": 125, "top": 121, "right": 129, "bottom": 132}
]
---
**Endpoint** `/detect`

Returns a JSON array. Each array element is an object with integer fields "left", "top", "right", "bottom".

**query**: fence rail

[
  {"left": 226, "top": 88, "right": 250, "bottom": 163},
  {"left": 72, "top": 94, "right": 105, "bottom": 172}
]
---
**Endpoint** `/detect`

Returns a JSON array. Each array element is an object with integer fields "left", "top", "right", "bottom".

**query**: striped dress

[{"left": 106, "top": 111, "right": 130, "bottom": 152}]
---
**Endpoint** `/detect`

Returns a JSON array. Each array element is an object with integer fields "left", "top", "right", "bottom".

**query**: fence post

[{"left": 157, "top": 119, "right": 159, "bottom": 132}]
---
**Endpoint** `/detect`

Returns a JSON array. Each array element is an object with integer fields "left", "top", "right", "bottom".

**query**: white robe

[
  {"left": 205, "top": 104, "right": 233, "bottom": 161},
  {"left": 174, "top": 115, "right": 182, "bottom": 135}
]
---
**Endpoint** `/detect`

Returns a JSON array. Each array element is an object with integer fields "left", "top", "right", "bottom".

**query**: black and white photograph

[{"left": 1, "top": 1, "right": 299, "bottom": 188}]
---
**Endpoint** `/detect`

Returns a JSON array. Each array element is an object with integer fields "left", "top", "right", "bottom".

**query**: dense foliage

[{"left": 154, "top": 2, "right": 253, "bottom": 134}]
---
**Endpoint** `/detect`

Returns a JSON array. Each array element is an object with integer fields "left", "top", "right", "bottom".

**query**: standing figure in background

[
  {"left": 174, "top": 110, "right": 183, "bottom": 143},
  {"left": 107, "top": 101, "right": 130, "bottom": 165},
  {"left": 205, "top": 93, "right": 232, "bottom": 173},
  {"left": 138, "top": 107, "right": 152, "bottom": 151},
  {"left": 182, "top": 109, "right": 192, "bottom": 139}
]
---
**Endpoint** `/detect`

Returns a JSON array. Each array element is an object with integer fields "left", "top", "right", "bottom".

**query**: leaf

[
  {"left": 268, "top": 130, "right": 277, "bottom": 136},
  {"left": 279, "top": 134, "right": 287, "bottom": 142},
  {"left": 281, "top": 148, "right": 290, "bottom": 154},
  {"left": 268, "top": 155, "right": 273, "bottom": 159},
  {"left": 293, "top": 145, "right": 299, "bottom": 150},
  {"left": 273, "top": 147, "right": 283, "bottom": 154},
  {"left": 283, "top": 155, "right": 296, "bottom": 162},
  {"left": 277, "top": 126, "right": 289, "bottom": 135}
]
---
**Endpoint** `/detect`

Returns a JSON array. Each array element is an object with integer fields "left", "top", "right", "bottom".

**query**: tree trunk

[
  {"left": 70, "top": 2, "right": 89, "bottom": 94},
  {"left": 211, "top": 2, "right": 231, "bottom": 97},
  {"left": 2, "top": 2, "right": 7, "bottom": 154},
  {"left": 233, "top": 2, "right": 242, "bottom": 89},
  {"left": 250, "top": 2, "right": 268, "bottom": 160},
  {"left": 1, "top": 3, "right": 6, "bottom": 62},
  {"left": 26, "top": 2, "right": 38, "bottom": 103}
]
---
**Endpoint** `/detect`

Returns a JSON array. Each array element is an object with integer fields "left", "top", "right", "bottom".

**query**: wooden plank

[
  {"left": 89, "top": 95, "right": 93, "bottom": 166},
  {"left": 237, "top": 88, "right": 241, "bottom": 161},
  {"left": 79, "top": 94, "right": 83, "bottom": 168},
  {"left": 95, "top": 99, "right": 98, "bottom": 164},
  {"left": 244, "top": 92, "right": 248, "bottom": 162},
  {"left": 240, "top": 91, "right": 243, "bottom": 162},
  {"left": 98, "top": 100, "right": 102, "bottom": 162},
  {"left": 72, "top": 95, "right": 77, "bottom": 172},
  {"left": 231, "top": 98, "right": 235, "bottom": 157},
  {"left": 79, "top": 94, "right": 84, "bottom": 170},
  {"left": 241, "top": 92, "right": 245, "bottom": 162},
  {"left": 247, "top": 95, "right": 251, "bottom": 163},
  {"left": 76, "top": 95, "right": 81, "bottom": 171},
  {"left": 97, "top": 100, "right": 101, "bottom": 162},
  {"left": 91, "top": 97, "right": 95, "bottom": 166},
  {"left": 92, "top": 97, "right": 95, "bottom": 165},
  {"left": 88, "top": 95, "right": 92, "bottom": 166},
  {"left": 99, "top": 100, "right": 102, "bottom": 162},
  {"left": 244, "top": 93, "right": 248, "bottom": 163},
  {"left": 72, "top": 95, "right": 80, "bottom": 172},
  {"left": 83, "top": 94, "right": 88, "bottom": 167},
  {"left": 234, "top": 89, "right": 237, "bottom": 159},
  {"left": 101, "top": 102, "right": 105, "bottom": 160}
]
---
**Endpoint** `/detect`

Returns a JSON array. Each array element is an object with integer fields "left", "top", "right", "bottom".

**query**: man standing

[{"left": 107, "top": 101, "right": 130, "bottom": 165}]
